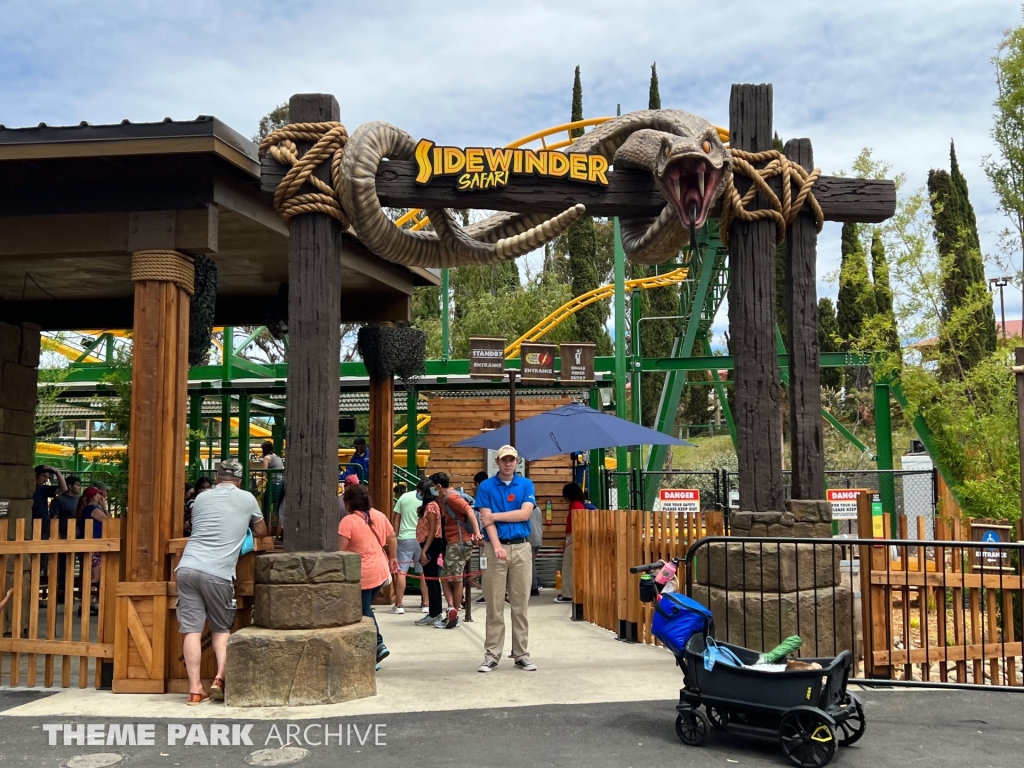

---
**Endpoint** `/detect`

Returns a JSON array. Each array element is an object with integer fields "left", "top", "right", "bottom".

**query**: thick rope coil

[
  {"left": 131, "top": 250, "right": 195, "bottom": 295},
  {"left": 258, "top": 122, "right": 349, "bottom": 225},
  {"left": 719, "top": 148, "right": 824, "bottom": 247}
]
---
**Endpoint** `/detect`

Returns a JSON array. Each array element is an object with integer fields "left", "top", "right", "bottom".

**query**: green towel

[{"left": 761, "top": 635, "right": 802, "bottom": 664}]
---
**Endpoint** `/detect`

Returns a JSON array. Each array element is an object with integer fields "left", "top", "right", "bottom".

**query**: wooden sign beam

[{"left": 261, "top": 157, "right": 896, "bottom": 224}]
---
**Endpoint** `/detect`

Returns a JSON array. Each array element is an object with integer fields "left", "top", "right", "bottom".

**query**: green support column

[
  {"left": 188, "top": 393, "right": 202, "bottom": 477},
  {"left": 629, "top": 284, "right": 643, "bottom": 507},
  {"left": 238, "top": 391, "right": 251, "bottom": 490},
  {"left": 588, "top": 387, "right": 604, "bottom": 507},
  {"left": 223, "top": 326, "right": 234, "bottom": 383},
  {"left": 704, "top": 337, "right": 737, "bottom": 447},
  {"left": 441, "top": 269, "right": 450, "bottom": 361},
  {"left": 220, "top": 395, "right": 232, "bottom": 461},
  {"left": 874, "top": 381, "right": 897, "bottom": 536},
  {"left": 613, "top": 218, "right": 629, "bottom": 508},
  {"left": 406, "top": 387, "right": 419, "bottom": 479}
]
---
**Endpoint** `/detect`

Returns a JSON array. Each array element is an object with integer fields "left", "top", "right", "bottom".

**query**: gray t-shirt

[{"left": 176, "top": 484, "right": 263, "bottom": 581}]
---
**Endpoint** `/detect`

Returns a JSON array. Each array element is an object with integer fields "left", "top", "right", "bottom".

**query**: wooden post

[
  {"left": 728, "top": 84, "right": 784, "bottom": 512},
  {"left": 784, "top": 138, "right": 825, "bottom": 500},
  {"left": 282, "top": 94, "right": 344, "bottom": 552},
  {"left": 369, "top": 374, "right": 395, "bottom": 515}
]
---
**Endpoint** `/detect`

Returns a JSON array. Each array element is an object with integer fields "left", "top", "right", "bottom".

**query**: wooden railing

[
  {"left": 0, "top": 518, "right": 121, "bottom": 688},
  {"left": 572, "top": 509, "right": 725, "bottom": 643}
]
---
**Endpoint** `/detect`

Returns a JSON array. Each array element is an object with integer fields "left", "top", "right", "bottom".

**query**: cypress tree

[
  {"left": 818, "top": 298, "right": 843, "bottom": 390},
  {"left": 870, "top": 232, "right": 900, "bottom": 353},
  {"left": 836, "top": 222, "right": 874, "bottom": 389},
  {"left": 566, "top": 66, "right": 610, "bottom": 354},
  {"left": 637, "top": 61, "right": 679, "bottom": 427},
  {"left": 928, "top": 141, "right": 997, "bottom": 377}
]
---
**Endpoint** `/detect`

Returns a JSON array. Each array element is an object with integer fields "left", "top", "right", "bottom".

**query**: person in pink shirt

[{"left": 338, "top": 483, "right": 398, "bottom": 665}]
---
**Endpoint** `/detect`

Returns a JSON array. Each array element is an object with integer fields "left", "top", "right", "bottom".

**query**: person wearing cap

[
  {"left": 474, "top": 445, "right": 538, "bottom": 673},
  {"left": 346, "top": 437, "right": 370, "bottom": 484},
  {"left": 337, "top": 473, "right": 360, "bottom": 520},
  {"left": 175, "top": 459, "right": 267, "bottom": 706}
]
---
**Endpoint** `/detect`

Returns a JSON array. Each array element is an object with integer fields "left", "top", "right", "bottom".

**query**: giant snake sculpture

[{"left": 338, "top": 109, "right": 733, "bottom": 268}]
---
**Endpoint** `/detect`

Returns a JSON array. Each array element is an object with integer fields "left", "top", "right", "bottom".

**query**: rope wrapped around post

[
  {"left": 131, "top": 250, "right": 195, "bottom": 295},
  {"left": 258, "top": 122, "right": 349, "bottom": 225},
  {"left": 719, "top": 148, "right": 824, "bottom": 247}
]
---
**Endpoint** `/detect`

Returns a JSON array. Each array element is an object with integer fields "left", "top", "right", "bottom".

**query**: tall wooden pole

[
  {"left": 369, "top": 374, "right": 394, "bottom": 515},
  {"left": 784, "top": 138, "right": 825, "bottom": 500},
  {"left": 282, "top": 94, "right": 344, "bottom": 552},
  {"left": 728, "top": 84, "right": 784, "bottom": 512}
]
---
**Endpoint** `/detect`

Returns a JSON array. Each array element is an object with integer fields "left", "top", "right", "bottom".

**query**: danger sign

[
  {"left": 826, "top": 488, "right": 865, "bottom": 520},
  {"left": 659, "top": 488, "right": 700, "bottom": 514}
]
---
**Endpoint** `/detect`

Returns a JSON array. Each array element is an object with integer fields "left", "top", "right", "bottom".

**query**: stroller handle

[{"left": 629, "top": 560, "right": 665, "bottom": 574}]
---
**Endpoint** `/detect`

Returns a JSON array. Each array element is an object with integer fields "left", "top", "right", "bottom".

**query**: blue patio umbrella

[{"left": 452, "top": 402, "right": 694, "bottom": 461}]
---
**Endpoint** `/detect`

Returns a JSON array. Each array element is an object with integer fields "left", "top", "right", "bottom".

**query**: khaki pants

[
  {"left": 481, "top": 541, "right": 531, "bottom": 663},
  {"left": 561, "top": 536, "right": 574, "bottom": 597}
]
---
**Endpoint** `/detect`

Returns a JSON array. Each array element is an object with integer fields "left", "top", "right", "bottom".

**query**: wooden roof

[{"left": 0, "top": 116, "right": 438, "bottom": 330}]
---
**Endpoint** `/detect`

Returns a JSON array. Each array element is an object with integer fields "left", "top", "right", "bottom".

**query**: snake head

[{"left": 654, "top": 128, "right": 731, "bottom": 230}]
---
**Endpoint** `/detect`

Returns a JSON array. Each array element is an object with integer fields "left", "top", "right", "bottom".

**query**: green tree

[
  {"left": 817, "top": 298, "right": 842, "bottom": 390},
  {"left": 985, "top": 22, "right": 1024, "bottom": 288},
  {"left": 253, "top": 103, "right": 288, "bottom": 143},
  {"left": 648, "top": 62, "right": 661, "bottom": 110},
  {"left": 682, "top": 371, "right": 710, "bottom": 435},
  {"left": 836, "top": 222, "right": 875, "bottom": 389},
  {"left": 869, "top": 232, "right": 900, "bottom": 352},
  {"left": 928, "top": 142, "right": 997, "bottom": 377}
]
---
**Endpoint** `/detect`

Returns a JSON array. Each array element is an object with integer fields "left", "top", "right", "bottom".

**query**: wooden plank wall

[
  {"left": 424, "top": 395, "right": 576, "bottom": 547},
  {"left": 0, "top": 518, "right": 120, "bottom": 689}
]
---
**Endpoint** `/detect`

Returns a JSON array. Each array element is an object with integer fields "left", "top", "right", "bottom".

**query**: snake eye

[{"left": 702, "top": 140, "right": 712, "bottom": 154}]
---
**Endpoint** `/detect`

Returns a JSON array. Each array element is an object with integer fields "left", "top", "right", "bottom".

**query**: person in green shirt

[{"left": 390, "top": 480, "right": 427, "bottom": 615}]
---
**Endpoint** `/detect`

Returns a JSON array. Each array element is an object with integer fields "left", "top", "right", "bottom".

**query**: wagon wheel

[
  {"left": 705, "top": 705, "right": 729, "bottom": 730},
  {"left": 675, "top": 708, "right": 710, "bottom": 746},
  {"left": 778, "top": 709, "right": 837, "bottom": 768},
  {"left": 836, "top": 696, "right": 866, "bottom": 747}
]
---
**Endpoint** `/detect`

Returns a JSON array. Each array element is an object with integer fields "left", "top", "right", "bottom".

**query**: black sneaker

[
  {"left": 514, "top": 657, "right": 537, "bottom": 672},
  {"left": 376, "top": 643, "right": 390, "bottom": 663},
  {"left": 478, "top": 659, "right": 498, "bottom": 673},
  {"left": 554, "top": 595, "right": 573, "bottom": 603},
  {"left": 476, "top": 596, "right": 486, "bottom": 603}
]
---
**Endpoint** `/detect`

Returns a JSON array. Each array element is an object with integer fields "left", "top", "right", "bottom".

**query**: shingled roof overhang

[{"left": 0, "top": 116, "right": 438, "bottom": 330}]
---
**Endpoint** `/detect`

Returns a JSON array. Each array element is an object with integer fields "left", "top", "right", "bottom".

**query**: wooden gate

[{"left": 0, "top": 518, "right": 121, "bottom": 688}]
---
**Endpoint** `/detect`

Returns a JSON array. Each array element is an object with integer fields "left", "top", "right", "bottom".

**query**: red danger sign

[
  {"left": 826, "top": 488, "right": 866, "bottom": 520},
  {"left": 659, "top": 488, "right": 700, "bottom": 513}
]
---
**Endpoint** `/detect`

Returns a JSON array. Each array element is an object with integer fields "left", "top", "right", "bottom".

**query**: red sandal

[
  {"left": 210, "top": 677, "right": 225, "bottom": 701},
  {"left": 187, "top": 691, "right": 210, "bottom": 706}
]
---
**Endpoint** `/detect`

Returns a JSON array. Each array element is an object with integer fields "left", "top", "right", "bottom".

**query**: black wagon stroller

[{"left": 633, "top": 561, "right": 865, "bottom": 768}]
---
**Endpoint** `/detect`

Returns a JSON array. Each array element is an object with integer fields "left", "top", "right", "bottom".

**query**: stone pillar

[
  {"left": 225, "top": 551, "right": 376, "bottom": 706},
  {"left": 0, "top": 322, "right": 40, "bottom": 635},
  {"left": 693, "top": 500, "right": 853, "bottom": 656}
]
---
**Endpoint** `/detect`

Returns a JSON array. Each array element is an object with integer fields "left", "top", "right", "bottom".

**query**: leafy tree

[
  {"left": 682, "top": 371, "right": 710, "bottom": 435},
  {"left": 648, "top": 62, "right": 661, "bottom": 110},
  {"left": 928, "top": 143, "right": 997, "bottom": 378},
  {"left": 870, "top": 232, "right": 900, "bottom": 353},
  {"left": 985, "top": 22, "right": 1024, "bottom": 288},
  {"left": 817, "top": 298, "right": 842, "bottom": 390},
  {"left": 836, "top": 222, "right": 875, "bottom": 389},
  {"left": 253, "top": 103, "right": 288, "bottom": 143}
]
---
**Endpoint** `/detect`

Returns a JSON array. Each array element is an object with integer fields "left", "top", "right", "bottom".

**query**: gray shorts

[
  {"left": 176, "top": 567, "right": 236, "bottom": 634},
  {"left": 397, "top": 538, "right": 422, "bottom": 574}
]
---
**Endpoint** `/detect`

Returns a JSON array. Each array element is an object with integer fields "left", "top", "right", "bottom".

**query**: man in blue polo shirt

[{"left": 475, "top": 445, "right": 537, "bottom": 673}]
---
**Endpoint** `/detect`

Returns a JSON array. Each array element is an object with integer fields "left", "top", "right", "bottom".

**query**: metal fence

[{"left": 683, "top": 535, "right": 1024, "bottom": 691}]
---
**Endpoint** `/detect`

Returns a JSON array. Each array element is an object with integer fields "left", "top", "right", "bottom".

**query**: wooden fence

[
  {"left": 572, "top": 509, "right": 724, "bottom": 643},
  {"left": 0, "top": 517, "right": 121, "bottom": 688},
  {"left": 858, "top": 504, "right": 1023, "bottom": 686}
]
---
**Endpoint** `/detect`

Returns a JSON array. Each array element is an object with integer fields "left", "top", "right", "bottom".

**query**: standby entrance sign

[{"left": 658, "top": 488, "right": 700, "bottom": 514}]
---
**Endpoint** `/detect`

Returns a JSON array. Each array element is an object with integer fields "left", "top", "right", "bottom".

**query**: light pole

[{"left": 990, "top": 276, "right": 1011, "bottom": 340}]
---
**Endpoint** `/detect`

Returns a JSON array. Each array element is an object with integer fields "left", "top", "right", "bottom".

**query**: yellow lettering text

[
  {"left": 465, "top": 148, "right": 484, "bottom": 173},
  {"left": 569, "top": 153, "right": 588, "bottom": 181},
  {"left": 485, "top": 147, "right": 514, "bottom": 173},
  {"left": 443, "top": 147, "right": 466, "bottom": 175},
  {"left": 588, "top": 155, "right": 610, "bottom": 185},
  {"left": 524, "top": 150, "right": 547, "bottom": 175},
  {"left": 457, "top": 173, "right": 472, "bottom": 190},
  {"left": 433, "top": 147, "right": 444, "bottom": 176},
  {"left": 513, "top": 149, "right": 523, "bottom": 173},
  {"left": 547, "top": 151, "right": 569, "bottom": 177},
  {"left": 414, "top": 139, "right": 434, "bottom": 184}
]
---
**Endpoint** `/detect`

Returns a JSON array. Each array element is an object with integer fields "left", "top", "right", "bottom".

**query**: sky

[{"left": 3, "top": 0, "right": 1022, "bottom": 344}]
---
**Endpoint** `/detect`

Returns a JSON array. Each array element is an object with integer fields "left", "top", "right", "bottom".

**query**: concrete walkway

[{"left": 1, "top": 595, "right": 682, "bottom": 719}]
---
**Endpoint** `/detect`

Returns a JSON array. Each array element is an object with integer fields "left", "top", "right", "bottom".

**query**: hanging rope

[
  {"left": 131, "top": 250, "right": 195, "bottom": 295},
  {"left": 258, "top": 122, "right": 349, "bottom": 225},
  {"left": 719, "top": 148, "right": 824, "bottom": 247}
]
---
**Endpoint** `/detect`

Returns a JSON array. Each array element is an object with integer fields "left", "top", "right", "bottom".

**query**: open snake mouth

[{"left": 661, "top": 157, "right": 723, "bottom": 230}]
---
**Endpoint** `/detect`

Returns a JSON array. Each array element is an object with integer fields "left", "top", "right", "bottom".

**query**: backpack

[{"left": 441, "top": 488, "right": 479, "bottom": 543}]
